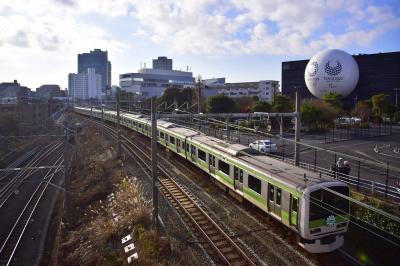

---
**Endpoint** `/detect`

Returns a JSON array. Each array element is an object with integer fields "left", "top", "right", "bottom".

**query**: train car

[{"left": 74, "top": 106, "right": 350, "bottom": 253}]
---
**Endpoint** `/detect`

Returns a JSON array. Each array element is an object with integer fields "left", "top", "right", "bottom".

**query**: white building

[
  {"left": 119, "top": 57, "right": 195, "bottom": 98},
  {"left": 68, "top": 68, "right": 102, "bottom": 100},
  {"left": 203, "top": 79, "right": 280, "bottom": 102}
]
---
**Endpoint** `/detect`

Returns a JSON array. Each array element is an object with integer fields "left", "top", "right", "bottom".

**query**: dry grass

[{"left": 58, "top": 122, "right": 194, "bottom": 266}]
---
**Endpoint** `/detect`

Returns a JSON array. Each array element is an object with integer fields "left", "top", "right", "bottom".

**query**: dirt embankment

[{"left": 51, "top": 124, "right": 181, "bottom": 265}]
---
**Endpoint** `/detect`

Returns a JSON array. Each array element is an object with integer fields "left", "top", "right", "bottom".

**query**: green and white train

[{"left": 75, "top": 106, "right": 350, "bottom": 253}]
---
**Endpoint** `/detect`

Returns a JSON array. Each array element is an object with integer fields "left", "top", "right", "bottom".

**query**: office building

[
  {"left": 78, "top": 49, "right": 111, "bottom": 93},
  {"left": 36, "top": 84, "right": 62, "bottom": 99},
  {"left": 281, "top": 51, "right": 400, "bottom": 107},
  {"left": 120, "top": 57, "right": 195, "bottom": 98},
  {"left": 68, "top": 68, "right": 102, "bottom": 100},
  {"left": 152, "top": 56, "right": 173, "bottom": 70}
]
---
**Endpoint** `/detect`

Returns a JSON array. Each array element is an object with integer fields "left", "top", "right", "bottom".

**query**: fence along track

[
  {"left": 88, "top": 119, "right": 255, "bottom": 265},
  {"left": 0, "top": 155, "right": 64, "bottom": 266}
]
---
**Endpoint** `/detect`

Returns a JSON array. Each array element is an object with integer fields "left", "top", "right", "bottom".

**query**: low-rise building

[
  {"left": 203, "top": 79, "right": 279, "bottom": 102},
  {"left": 0, "top": 80, "right": 31, "bottom": 104},
  {"left": 36, "top": 84, "right": 62, "bottom": 99}
]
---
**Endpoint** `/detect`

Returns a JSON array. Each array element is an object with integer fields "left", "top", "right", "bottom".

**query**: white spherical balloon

[{"left": 304, "top": 49, "right": 359, "bottom": 99}]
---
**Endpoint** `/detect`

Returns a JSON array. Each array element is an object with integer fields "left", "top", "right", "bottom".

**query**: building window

[
  {"left": 218, "top": 160, "right": 230, "bottom": 175},
  {"left": 248, "top": 175, "right": 261, "bottom": 194},
  {"left": 198, "top": 149, "right": 206, "bottom": 161}
]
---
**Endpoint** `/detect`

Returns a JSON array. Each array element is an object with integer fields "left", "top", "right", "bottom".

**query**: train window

[
  {"left": 198, "top": 149, "right": 206, "bottom": 161},
  {"left": 139, "top": 123, "right": 142, "bottom": 129},
  {"left": 176, "top": 139, "right": 181, "bottom": 147},
  {"left": 248, "top": 175, "right": 261, "bottom": 194},
  {"left": 276, "top": 188, "right": 282, "bottom": 205},
  {"left": 160, "top": 132, "right": 164, "bottom": 139},
  {"left": 186, "top": 143, "right": 190, "bottom": 152},
  {"left": 170, "top": 136, "right": 175, "bottom": 144},
  {"left": 191, "top": 145, "right": 196, "bottom": 154},
  {"left": 218, "top": 160, "right": 230, "bottom": 175},
  {"left": 269, "top": 185, "right": 274, "bottom": 201}
]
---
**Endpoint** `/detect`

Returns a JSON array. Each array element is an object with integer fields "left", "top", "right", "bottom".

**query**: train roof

[
  {"left": 76, "top": 107, "right": 340, "bottom": 191},
  {"left": 187, "top": 133, "right": 328, "bottom": 190}
]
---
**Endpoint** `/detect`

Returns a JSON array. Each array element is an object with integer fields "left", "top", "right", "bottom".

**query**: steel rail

[
  {"left": 0, "top": 155, "right": 63, "bottom": 265},
  {"left": 0, "top": 141, "right": 63, "bottom": 208},
  {"left": 90, "top": 119, "right": 255, "bottom": 265}
]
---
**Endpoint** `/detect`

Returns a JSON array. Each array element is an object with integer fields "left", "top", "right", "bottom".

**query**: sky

[{"left": 0, "top": 0, "right": 399, "bottom": 90}]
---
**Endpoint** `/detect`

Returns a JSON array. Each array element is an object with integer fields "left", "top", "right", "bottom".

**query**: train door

[
  {"left": 268, "top": 184, "right": 282, "bottom": 218},
  {"left": 176, "top": 139, "right": 181, "bottom": 153},
  {"left": 233, "top": 167, "right": 243, "bottom": 192},
  {"left": 209, "top": 154, "right": 216, "bottom": 174},
  {"left": 190, "top": 145, "right": 196, "bottom": 161},
  {"left": 289, "top": 195, "right": 299, "bottom": 227}
]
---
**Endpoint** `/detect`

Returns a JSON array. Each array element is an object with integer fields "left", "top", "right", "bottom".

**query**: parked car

[{"left": 249, "top": 140, "right": 277, "bottom": 153}]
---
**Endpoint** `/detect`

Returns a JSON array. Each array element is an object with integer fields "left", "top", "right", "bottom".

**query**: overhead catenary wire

[{"left": 80, "top": 107, "right": 400, "bottom": 229}]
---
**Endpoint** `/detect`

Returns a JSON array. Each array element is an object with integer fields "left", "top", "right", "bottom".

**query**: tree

[
  {"left": 323, "top": 92, "right": 342, "bottom": 110},
  {"left": 272, "top": 94, "right": 293, "bottom": 112},
  {"left": 301, "top": 100, "right": 338, "bottom": 129},
  {"left": 234, "top": 96, "right": 257, "bottom": 113},
  {"left": 159, "top": 86, "right": 194, "bottom": 110},
  {"left": 371, "top": 93, "right": 390, "bottom": 118},
  {"left": 252, "top": 101, "right": 272, "bottom": 112},
  {"left": 206, "top": 94, "right": 237, "bottom": 113},
  {"left": 352, "top": 100, "right": 372, "bottom": 122}
]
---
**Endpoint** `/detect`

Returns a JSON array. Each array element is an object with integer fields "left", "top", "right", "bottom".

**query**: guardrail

[{"left": 266, "top": 152, "right": 400, "bottom": 201}]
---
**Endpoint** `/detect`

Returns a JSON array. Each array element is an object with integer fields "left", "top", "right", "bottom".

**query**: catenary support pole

[
  {"left": 116, "top": 87, "right": 122, "bottom": 158},
  {"left": 294, "top": 91, "right": 301, "bottom": 166},
  {"left": 101, "top": 102, "right": 104, "bottom": 137},
  {"left": 151, "top": 97, "right": 159, "bottom": 231}
]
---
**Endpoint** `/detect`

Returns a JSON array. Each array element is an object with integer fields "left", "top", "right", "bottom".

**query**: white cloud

[
  {"left": 0, "top": 0, "right": 399, "bottom": 88},
  {"left": 126, "top": 0, "right": 399, "bottom": 56}
]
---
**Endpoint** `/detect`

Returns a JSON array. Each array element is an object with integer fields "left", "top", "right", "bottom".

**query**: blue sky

[{"left": 0, "top": 0, "right": 399, "bottom": 90}]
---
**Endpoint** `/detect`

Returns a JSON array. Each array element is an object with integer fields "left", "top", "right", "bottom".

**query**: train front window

[{"left": 309, "top": 186, "right": 349, "bottom": 221}]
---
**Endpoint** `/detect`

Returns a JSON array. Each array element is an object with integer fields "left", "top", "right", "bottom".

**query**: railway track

[
  {"left": 0, "top": 147, "right": 40, "bottom": 184},
  {"left": 83, "top": 115, "right": 367, "bottom": 266},
  {"left": 0, "top": 155, "right": 64, "bottom": 266},
  {"left": 0, "top": 141, "right": 63, "bottom": 208},
  {"left": 89, "top": 119, "right": 256, "bottom": 265}
]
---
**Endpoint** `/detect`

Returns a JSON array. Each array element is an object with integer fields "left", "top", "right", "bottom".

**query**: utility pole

[
  {"left": 225, "top": 116, "right": 230, "bottom": 141},
  {"left": 198, "top": 80, "right": 201, "bottom": 114},
  {"left": 151, "top": 97, "right": 159, "bottom": 231},
  {"left": 101, "top": 101, "right": 104, "bottom": 137},
  {"left": 116, "top": 87, "right": 122, "bottom": 158},
  {"left": 294, "top": 91, "right": 301, "bottom": 166},
  {"left": 90, "top": 99, "right": 93, "bottom": 119}
]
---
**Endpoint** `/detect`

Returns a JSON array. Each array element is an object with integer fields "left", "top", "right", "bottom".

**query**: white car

[{"left": 249, "top": 140, "right": 277, "bottom": 153}]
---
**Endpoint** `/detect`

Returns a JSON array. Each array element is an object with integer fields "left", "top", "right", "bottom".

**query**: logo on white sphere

[
  {"left": 308, "top": 62, "right": 319, "bottom": 77},
  {"left": 325, "top": 60, "right": 342, "bottom": 76},
  {"left": 304, "top": 49, "right": 359, "bottom": 99}
]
